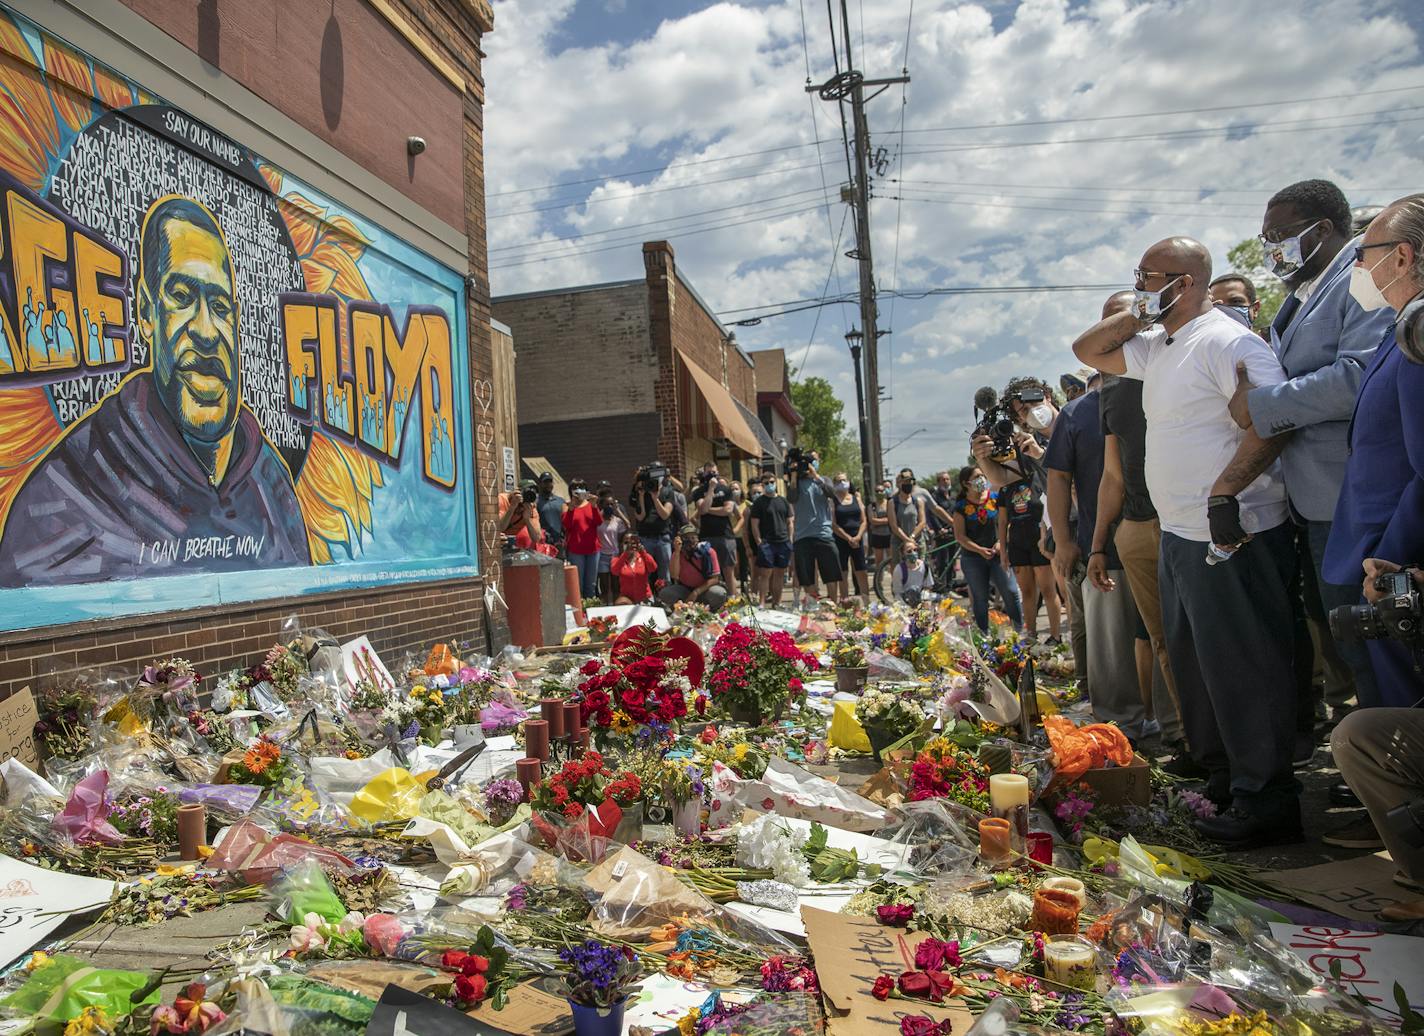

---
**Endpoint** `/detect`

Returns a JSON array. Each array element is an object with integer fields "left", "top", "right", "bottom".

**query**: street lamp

[{"left": 845, "top": 327, "right": 872, "bottom": 493}]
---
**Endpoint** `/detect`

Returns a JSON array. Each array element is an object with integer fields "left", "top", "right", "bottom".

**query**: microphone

[{"left": 973, "top": 386, "right": 998, "bottom": 413}]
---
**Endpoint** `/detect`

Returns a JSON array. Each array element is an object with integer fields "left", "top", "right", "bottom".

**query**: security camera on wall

[{"left": 407, "top": 136, "right": 427, "bottom": 156}]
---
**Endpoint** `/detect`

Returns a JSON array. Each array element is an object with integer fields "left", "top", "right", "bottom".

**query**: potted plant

[
  {"left": 555, "top": 939, "right": 643, "bottom": 1036},
  {"left": 829, "top": 639, "right": 869, "bottom": 693},
  {"left": 529, "top": 752, "right": 643, "bottom": 842},
  {"left": 854, "top": 687, "right": 925, "bottom": 765},
  {"left": 706, "top": 622, "right": 820, "bottom": 725}
]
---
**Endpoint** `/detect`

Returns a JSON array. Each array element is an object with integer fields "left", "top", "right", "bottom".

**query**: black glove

[{"left": 1207, "top": 495, "right": 1248, "bottom": 547}]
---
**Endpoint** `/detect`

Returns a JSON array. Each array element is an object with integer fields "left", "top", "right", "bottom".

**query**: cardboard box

[{"left": 1078, "top": 752, "right": 1151, "bottom": 807}]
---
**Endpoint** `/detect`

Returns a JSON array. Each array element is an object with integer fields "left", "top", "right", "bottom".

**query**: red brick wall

[
  {"left": 117, "top": 0, "right": 468, "bottom": 228},
  {"left": 0, "top": 0, "right": 498, "bottom": 701},
  {"left": 0, "top": 577, "right": 484, "bottom": 702}
]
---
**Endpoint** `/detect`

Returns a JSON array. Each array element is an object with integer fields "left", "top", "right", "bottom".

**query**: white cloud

[{"left": 484, "top": 0, "right": 1424, "bottom": 476}]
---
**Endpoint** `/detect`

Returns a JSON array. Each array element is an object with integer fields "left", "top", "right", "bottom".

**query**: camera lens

[{"left": 1329, "top": 602, "right": 1383, "bottom": 642}]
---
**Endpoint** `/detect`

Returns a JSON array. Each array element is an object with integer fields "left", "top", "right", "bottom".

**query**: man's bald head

[
  {"left": 1140, "top": 237, "right": 1212, "bottom": 283},
  {"left": 1103, "top": 290, "right": 1135, "bottom": 319}
]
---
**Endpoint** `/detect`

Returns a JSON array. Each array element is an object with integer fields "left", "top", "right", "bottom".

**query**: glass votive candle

[
  {"left": 1043, "top": 935, "right": 1097, "bottom": 991},
  {"left": 1030, "top": 886, "right": 1082, "bottom": 936},
  {"left": 1025, "top": 830, "right": 1055, "bottom": 866},
  {"left": 979, "top": 817, "right": 1013, "bottom": 867}
]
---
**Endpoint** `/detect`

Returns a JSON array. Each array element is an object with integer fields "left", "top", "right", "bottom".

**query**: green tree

[
  {"left": 789, "top": 376, "right": 864, "bottom": 484},
  {"left": 1226, "top": 238, "right": 1287, "bottom": 332}
]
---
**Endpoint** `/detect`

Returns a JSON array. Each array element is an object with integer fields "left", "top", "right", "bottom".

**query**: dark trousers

[
  {"left": 1158, "top": 525, "right": 1300, "bottom": 815},
  {"left": 1304, "top": 519, "right": 1380, "bottom": 709},
  {"left": 1288, "top": 527, "right": 1319, "bottom": 734},
  {"left": 960, "top": 552, "right": 1023, "bottom": 632},
  {"left": 1366, "top": 638, "right": 1424, "bottom": 708}
]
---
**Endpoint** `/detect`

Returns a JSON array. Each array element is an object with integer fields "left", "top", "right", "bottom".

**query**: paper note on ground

[
  {"left": 0, "top": 853, "right": 114, "bottom": 967},
  {"left": 1269, "top": 923, "right": 1424, "bottom": 1015}
]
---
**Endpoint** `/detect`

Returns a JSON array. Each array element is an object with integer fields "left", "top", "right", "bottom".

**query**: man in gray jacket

[{"left": 1230, "top": 179, "right": 1395, "bottom": 714}]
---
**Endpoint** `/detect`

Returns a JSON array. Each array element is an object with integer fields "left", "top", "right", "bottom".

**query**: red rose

[
  {"left": 876, "top": 904, "right": 914, "bottom": 927},
  {"left": 441, "top": 950, "right": 469, "bottom": 971},
  {"left": 899, "top": 972, "right": 931, "bottom": 999},
  {"left": 871, "top": 975, "right": 895, "bottom": 1001},
  {"left": 699, "top": 724, "right": 717, "bottom": 742},
  {"left": 453, "top": 973, "right": 488, "bottom": 1005},
  {"left": 461, "top": 954, "right": 490, "bottom": 976},
  {"left": 900, "top": 1016, "right": 952, "bottom": 1036}
]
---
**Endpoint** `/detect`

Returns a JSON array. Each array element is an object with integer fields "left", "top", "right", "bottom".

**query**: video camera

[
  {"left": 1329, "top": 570, "right": 1423, "bottom": 644},
  {"left": 973, "top": 386, "right": 1020, "bottom": 464},
  {"left": 784, "top": 445, "right": 812, "bottom": 477},
  {"left": 636, "top": 463, "right": 669, "bottom": 489}
]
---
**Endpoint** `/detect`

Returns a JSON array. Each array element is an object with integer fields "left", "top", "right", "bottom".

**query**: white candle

[
  {"left": 1044, "top": 937, "right": 1097, "bottom": 990},
  {"left": 989, "top": 773, "right": 1029, "bottom": 810},
  {"left": 1041, "top": 876, "right": 1087, "bottom": 909}
]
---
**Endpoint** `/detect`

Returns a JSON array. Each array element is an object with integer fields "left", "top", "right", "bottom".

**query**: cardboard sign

[
  {"left": 0, "top": 852, "right": 114, "bottom": 967},
  {"left": 1269, "top": 923, "right": 1424, "bottom": 1015},
  {"left": 802, "top": 906, "right": 974, "bottom": 1036},
  {"left": 366, "top": 985, "right": 509, "bottom": 1036},
  {"left": 0, "top": 686, "right": 38, "bottom": 770},
  {"left": 1263, "top": 853, "right": 1411, "bottom": 923}
]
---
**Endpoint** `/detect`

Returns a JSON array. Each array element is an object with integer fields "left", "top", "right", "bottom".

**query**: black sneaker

[
  {"left": 1194, "top": 806, "right": 1303, "bottom": 850},
  {"left": 1293, "top": 733, "right": 1317, "bottom": 769},
  {"left": 1328, "top": 782, "right": 1363, "bottom": 808},
  {"left": 1320, "top": 814, "right": 1385, "bottom": 850},
  {"left": 1161, "top": 753, "right": 1210, "bottom": 780}
]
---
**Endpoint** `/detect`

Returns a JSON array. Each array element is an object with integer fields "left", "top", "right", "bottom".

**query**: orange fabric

[{"left": 1045, "top": 715, "right": 1134, "bottom": 785}]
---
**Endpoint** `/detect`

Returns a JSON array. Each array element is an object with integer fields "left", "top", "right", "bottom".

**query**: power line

[
  {"left": 880, "top": 189, "right": 1396, "bottom": 220},
  {"left": 731, "top": 282, "right": 1127, "bottom": 325},
  {"left": 884, "top": 185, "right": 1265, "bottom": 214},
  {"left": 489, "top": 201, "right": 831, "bottom": 270},
  {"left": 899, "top": 83, "right": 1424, "bottom": 135},
  {"left": 891, "top": 177, "right": 1415, "bottom": 196},
  {"left": 795, "top": 207, "right": 853, "bottom": 371},
  {"left": 799, "top": 0, "right": 848, "bottom": 328},
  {"left": 488, "top": 185, "right": 839, "bottom": 254}
]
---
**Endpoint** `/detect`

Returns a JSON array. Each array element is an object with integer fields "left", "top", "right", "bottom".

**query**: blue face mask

[{"left": 810, "top": 458, "right": 820, "bottom": 471}]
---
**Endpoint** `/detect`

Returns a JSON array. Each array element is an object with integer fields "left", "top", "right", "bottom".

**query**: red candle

[
  {"left": 574, "top": 728, "right": 590, "bottom": 756},
  {"left": 515, "top": 757, "right": 542, "bottom": 791},
  {"left": 1026, "top": 831, "right": 1055, "bottom": 867},
  {"left": 541, "top": 698, "right": 565, "bottom": 739},
  {"left": 563, "top": 700, "right": 583, "bottom": 736},
  {"left": 525, "top": 719, "right": 550, "bottom": 760}
]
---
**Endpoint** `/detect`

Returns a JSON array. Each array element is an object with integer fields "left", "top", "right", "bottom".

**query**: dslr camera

[
  {"left": 972, "top": 385, "right": 1023, "bottom": 464},
  {"left": 784, "top": 445, "right": 812, "bottom": 477},
  {"left": 1329, "top": 570, "right": 1423, "bottom": 644}
]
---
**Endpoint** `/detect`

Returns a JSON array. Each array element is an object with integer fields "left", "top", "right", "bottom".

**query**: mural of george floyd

[{"left": 0, "top": 0, "right": 499, "bottom": 691}]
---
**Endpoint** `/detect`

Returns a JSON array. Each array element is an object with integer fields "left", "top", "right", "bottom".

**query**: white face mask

[
  {"left": 1348, "top": 251, "right": 1400, "bottom": 313},
  {"left": 833, "top": 480, "right": 850, "bottom": 493},
  {"left": 1132, "top": 276, "right": 1182, "bottom": 322},
  {"left": 1262, "top": 221, "right": 1323, "bottom": 280},
  {"left": 1025, "top": 403, "right": 1054, "bottom": 430}
]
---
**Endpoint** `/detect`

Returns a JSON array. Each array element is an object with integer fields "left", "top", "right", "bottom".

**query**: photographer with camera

[
  {"left": 659, "top": 523, "right": 729, "bottom": 611},
  {"left": 951, "top": 465, "right": 1023, "bottom": 632},
  {"left": 786, "top": 447, "right": 844, "bottom": 607},
  {"left": 630, "top": 464, "right": 676, "bottom": 583},
  {"left": 498, "top": 479, "right": 543, "bottom": 550},
  {"left": 691, "top": 462, "right": 740, "bottom": 598},
  {"left": 563, "top": 479, "right": 602, "bottom": 599},
  {"left": 1331, "top": 698, "right": 1424, "bottom": 919}
]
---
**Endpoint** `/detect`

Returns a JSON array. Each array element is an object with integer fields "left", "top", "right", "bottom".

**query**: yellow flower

[
  {"left": 429, "top": 691, "right": 444, "bottom": 706},
  {"left": 410, "top": 685, "right": 427, "bottom": 699},
  {"left": 677, "top": 1008, "right": 702, "bottom": 1036},
  {"left": 63, "top": 1007, "right": 110, "bottom": 1036},
  {"left": 25, "top": 951, "right": 51, "bottom": 972},
  {"left": 732, "top": 743, "right": 749, "bottom": 762},
  {"left": 610, "top": 710, "right": 635, "bottom": 735},
  {"left": 156, "top": 863, "right": 196, "bottom": 877}
]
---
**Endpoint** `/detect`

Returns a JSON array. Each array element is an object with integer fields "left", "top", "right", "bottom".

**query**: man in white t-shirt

[{"left": 1073, "top": 236, "right": 1302, "bottom": 850}]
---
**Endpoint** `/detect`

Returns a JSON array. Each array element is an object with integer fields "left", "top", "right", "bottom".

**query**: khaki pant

[
  {"left": 1114, "top": 517, "right": 1183, "bottom": 739},
  {"left": 1332, "top": 708, "right": 1424, "bottom": 882}
]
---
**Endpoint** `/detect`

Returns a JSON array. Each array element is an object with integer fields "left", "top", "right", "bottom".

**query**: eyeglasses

[
  {"left": 1133, "top": 268, "right": 1187, "bottom": 283},
  {"left": 1354, "top": 240, "right": 1407, "bottom": 264},
  {"left": 1259, "top": 218, "right": 1320, "bottom": 245}
]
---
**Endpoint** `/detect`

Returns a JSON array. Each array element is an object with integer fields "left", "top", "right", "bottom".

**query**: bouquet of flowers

[
  {"left": 530, "top": 752, "right": 643, "bottom": 820},
  {"left": 855, "top": 687, "right": 924, "bottom": 743},
  {"left": 586, "top": 615, "right": 619, "bottom": 641},
  {"left": 706, "top": 622, "right": 820, "bottom": 723},
  {"left": 906, "top": 736, "right": 991, "bottom": 812},
  {"left": 33, "top": 683, "right": 98, "bottom": 761},
  {"left": 555, "top": 939, "right": 643, "bottom": 1009},
  {"left": 226, "top": 735, "right": 295, "bottom": 787},
  {"left": 482, "top": 777, "right": 525, "bottom": 826},
  {"left": 406, "top": 684, "right": 450, "bottom": 744},
  {"left": 349, "top": 680, "right": 394, "bottom": 713},
  {"left": 577, "top": 628, "right": 692, "bottom": 744},
  {"left": 250, "top": 643, "right": 308, "bottom": 701},
  {"left": 441, "top": 926, "right": 518, "bottom": 1010},
  {"left": 828, "top": 639, "right": 868, "bottom": 669},
  {"left": 107, "top": 789, "right": 179, "bottom": 846}
]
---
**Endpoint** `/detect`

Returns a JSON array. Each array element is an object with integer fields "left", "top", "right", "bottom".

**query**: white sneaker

[{"left": 1138, "top": 718, "right": 1162, "bottom": 739}]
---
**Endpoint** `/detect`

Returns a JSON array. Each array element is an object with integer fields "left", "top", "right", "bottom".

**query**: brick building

[
  {"left": 0, "top": 0, "right": 502, "bottom": 701},
  {"left": 493, "top": 240, "right": 780, "bottom": 494},
  {"left": 750, "top": 348, "right": 803, "bottom": 457}
]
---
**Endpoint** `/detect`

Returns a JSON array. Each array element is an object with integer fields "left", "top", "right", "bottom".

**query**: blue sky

[{"left": 484, "top": 0, "right": 1424, "bottom": 478}]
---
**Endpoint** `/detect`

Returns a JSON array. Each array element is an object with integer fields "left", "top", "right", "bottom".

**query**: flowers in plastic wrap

[
  {"left": 149, "top": 984, "right": 225, "bottom": 1035},
  {"left": 907, "top": 737, "right": 992, "bottom": 812},
  {"left": 855, "top": 686, "right": 925, "bottom": 744},
  {"left": 576, "top": 630, "right": 692, "bottom": 745},
  {"left": 482, "top": 777, "right": 525, "bottom": 826},
  {"left": 227, "top": 736, "right": 294, "bottom": 787},
  {"left": 441, "top": 926, "right": 518, "bottom": 1010},
  {"left": 735, "top": 814, "right": 810, "bottom": 887}
]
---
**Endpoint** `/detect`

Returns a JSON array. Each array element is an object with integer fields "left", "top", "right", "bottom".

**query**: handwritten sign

[
  {"left": 0, "top": 687, "right": 38, "bottom": 770},
  {"left": 1268, "top": 924, "right": 1424, "bottom": 1016},
  {"left": 342, "top": 636, "right": 396, "bottom": 695},
  {"left": 0, "top": 853, "right": 113, "bottom": 967}
]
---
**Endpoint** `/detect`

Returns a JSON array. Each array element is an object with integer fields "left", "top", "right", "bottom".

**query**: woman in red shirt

[
  {"left": 563, "top": 478, "right": 602, "bottom": 599},
  {"left": 609, "top": 532, "right": 658, "bottom": 604}
]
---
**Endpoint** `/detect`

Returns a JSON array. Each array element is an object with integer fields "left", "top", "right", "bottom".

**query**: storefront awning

[
  {"left": 734, "top": 396, "right": 783, "bottom": 463},
  {"left": 675, "top": 350, "right": 763, "bottom": 456}
]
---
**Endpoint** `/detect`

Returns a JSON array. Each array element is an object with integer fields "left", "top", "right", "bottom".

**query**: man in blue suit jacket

[{"left": 1228, "top": 180, "right": 1394, "bottom": 711}]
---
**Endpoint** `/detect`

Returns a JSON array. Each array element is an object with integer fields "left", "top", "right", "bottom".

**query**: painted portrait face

[{"left": 140, "top": 201, "right": 239, "bottom": 444}]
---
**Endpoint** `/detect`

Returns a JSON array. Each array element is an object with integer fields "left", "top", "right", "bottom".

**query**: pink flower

[
  {"left": 363, "top": 913, "right": 406, "bottom": 956},
  {"left": 150, "top": 1006, "right": 184, "bottom": 1035},
  {"left": 876, "top": 903, "right": 914, "bottom": 926}
]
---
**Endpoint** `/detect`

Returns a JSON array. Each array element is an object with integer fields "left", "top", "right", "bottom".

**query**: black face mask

[
  {"left": 899, "top": 481, "right": 914, "bottom": 492},
  {"left": 601, "top": 504, "right": 614, "bottom": 518}
]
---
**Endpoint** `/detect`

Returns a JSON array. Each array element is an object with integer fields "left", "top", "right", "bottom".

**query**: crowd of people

[{"left": 491, "top": 179, "right": 1424, "bottom": 909}]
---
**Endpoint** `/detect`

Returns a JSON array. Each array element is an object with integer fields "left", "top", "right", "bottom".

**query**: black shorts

[
  {"left": 1007, "top": 541, "right": 1050, "bottom": 568},
  {"left": 837, "top": 537, "right": 868, "bottom": 572},
  {"left": 868, "top": 530, "right": 892, "bottom": 549},
  {"left": 707, "top": 536, "right": 737, "bottom": 581},
  {"left": 794, "top": 538, "right": 843, "bottom": 586}
]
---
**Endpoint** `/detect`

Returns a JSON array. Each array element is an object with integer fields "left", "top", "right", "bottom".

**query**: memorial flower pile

[
  {"left": 906, "top": 736, "right": 992, "bottom": 811},
  {"left": 706, "top": 622, "right": 819, "bottom": 721},
  {"left": 529, "top": 752, "right": 643, "bottom": 819}
]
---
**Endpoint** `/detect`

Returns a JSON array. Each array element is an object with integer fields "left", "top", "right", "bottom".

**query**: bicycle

[{"left": 873, "top": 537, "right": 965, "bottom": 605}]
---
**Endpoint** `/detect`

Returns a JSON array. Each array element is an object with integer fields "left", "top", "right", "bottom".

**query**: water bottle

[{"left": 1204, "top": 508, "right": 1258, "bottom": 566}]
